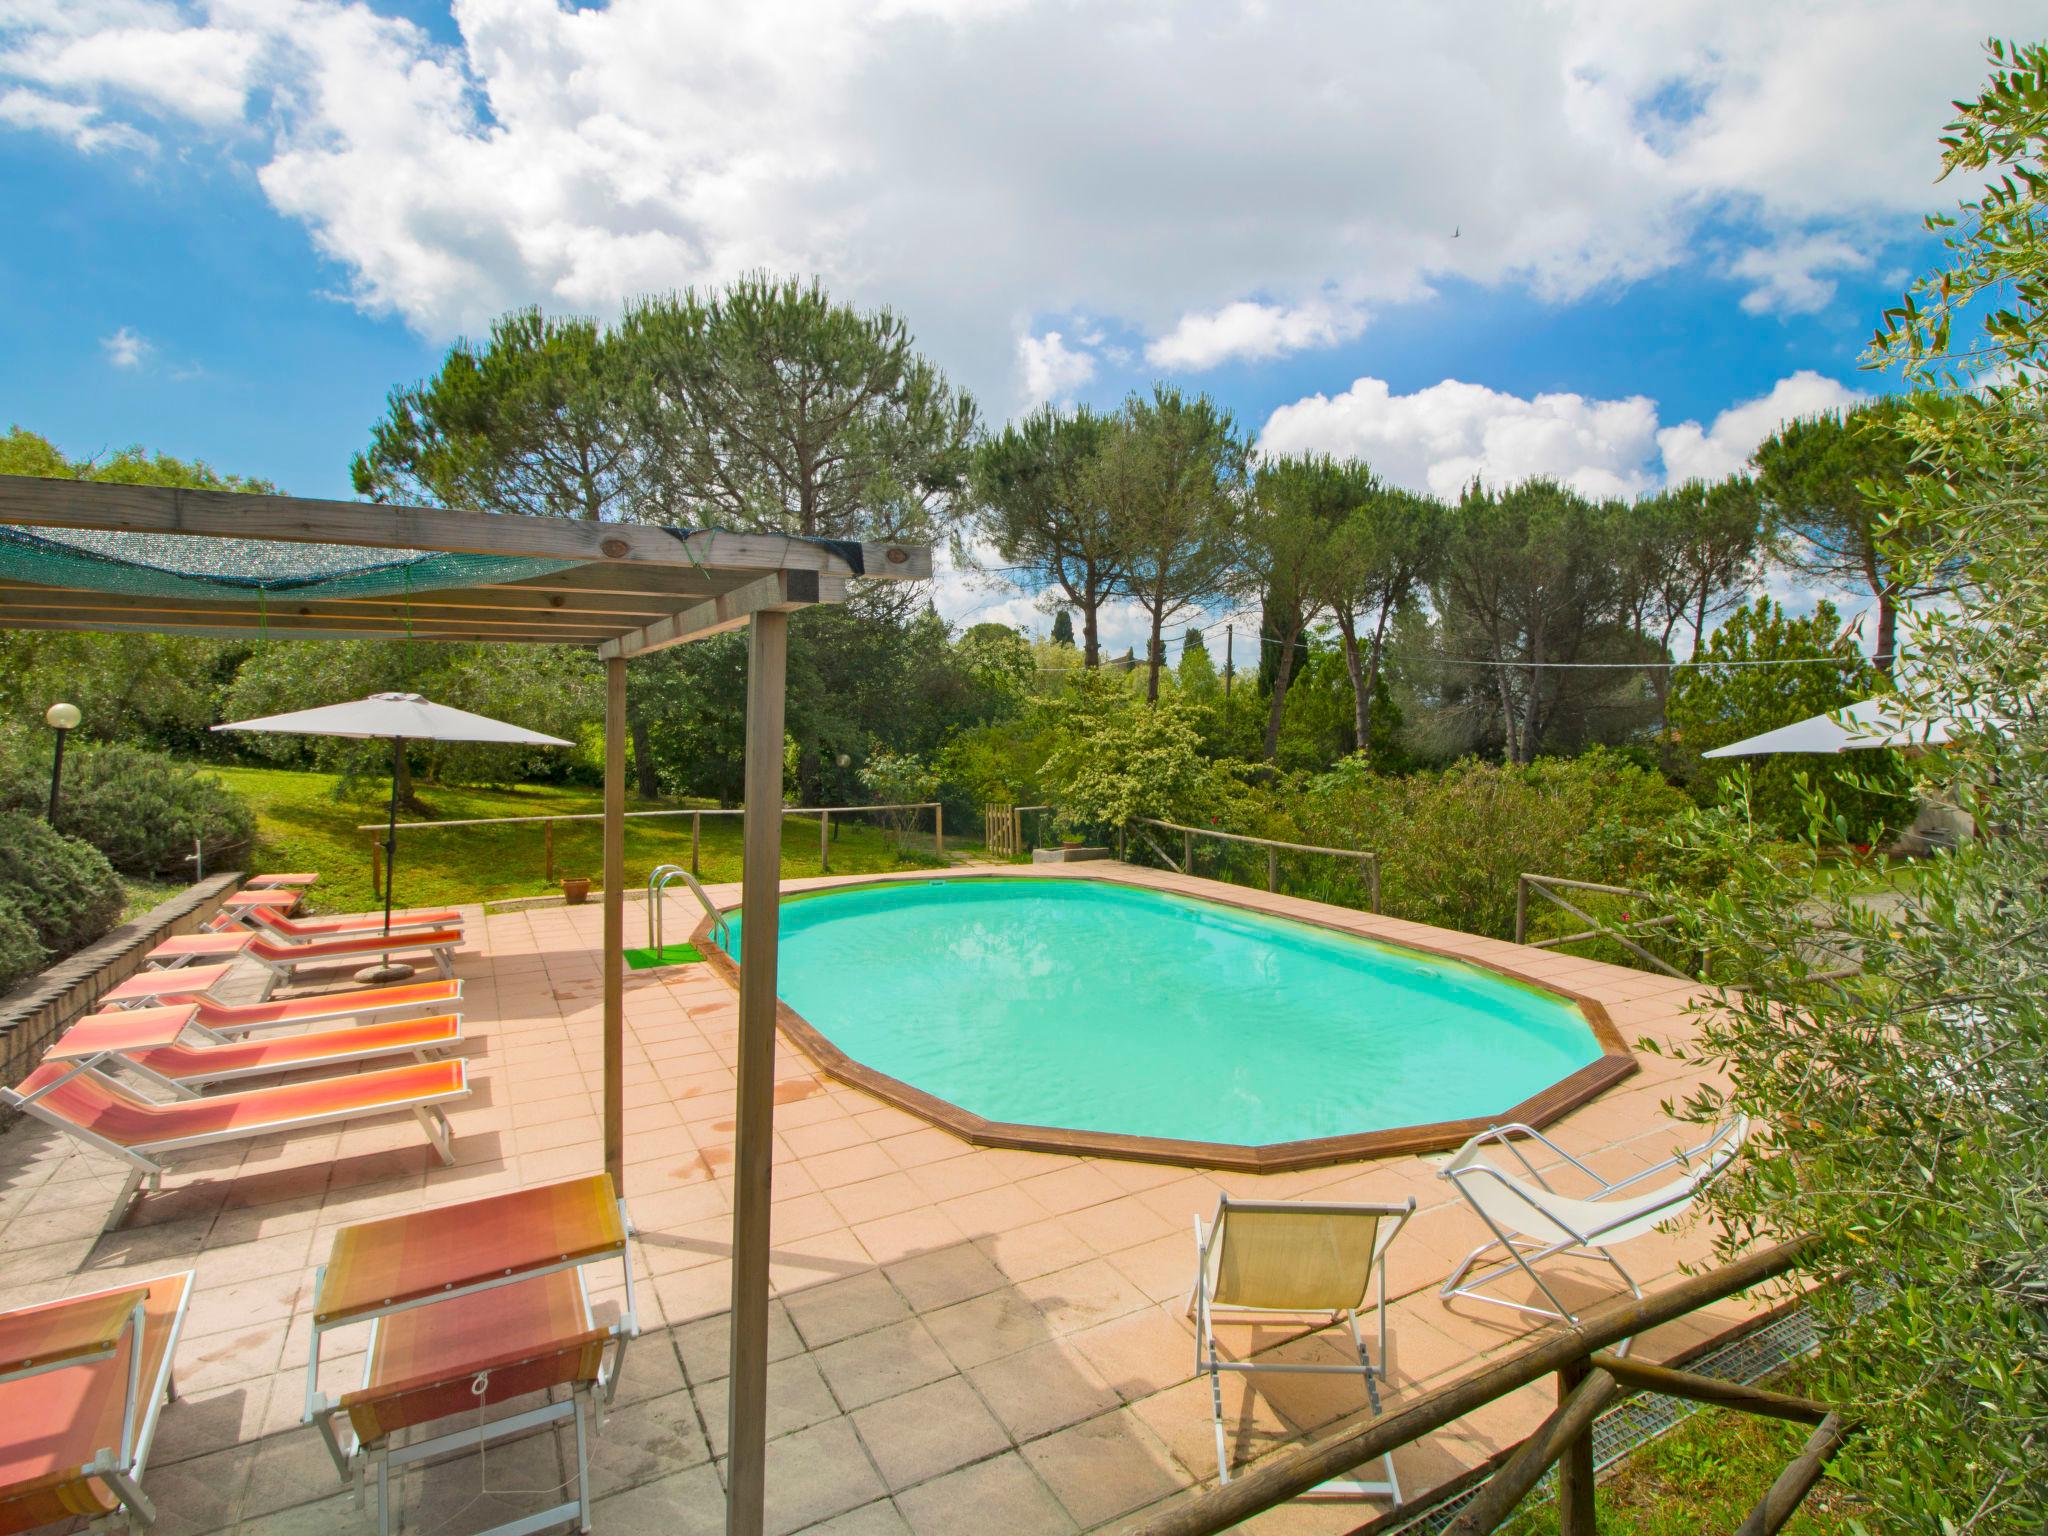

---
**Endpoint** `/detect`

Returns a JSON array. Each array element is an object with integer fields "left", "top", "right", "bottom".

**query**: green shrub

[
  {"left": 1667, "top": 598, "right": 1913, "bottom": 844},
  {"left": 0, "top": 810, "right": 125, "bottom": 957},
  {"left": 0, "top": 743, "right": 255, "bottom": 875},
  {"left": 1035, "top": 668, "right": 1255, "bottom": 838},
  {"left": 1294, "top": 749, "right": 1696, "bottom": 939},
  {"left": 857, "top": 750, "right": 940, "bottom": 839},
  {"left": 0, "top": 893, "right": 45, "bottom": 993}
]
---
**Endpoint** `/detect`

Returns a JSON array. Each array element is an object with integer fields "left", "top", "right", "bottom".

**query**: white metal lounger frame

[
  {"left": 1187, "top": 1194, "right": 1416, "bottom": 1501},
  {"left": 305, "top": 1197, "right": 641, "bottom": 1536},
  {"left": 0, "top": 1273, "right": 191, "bottom": 1531},
  {"left": 1437, "top": 1114, "right": 1749, "bottom": 1326},
  {"left": 0, "top": 1057, "right": 464, "bottom": 1232}
]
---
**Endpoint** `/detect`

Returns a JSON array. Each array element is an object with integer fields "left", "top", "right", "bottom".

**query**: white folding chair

[
  {"left": 1437, "top": 1114, "right": 1749, "bottom": 1326},
  {"left": 1187, "top": 1193, "right": 1414, "bottom": 1498}
]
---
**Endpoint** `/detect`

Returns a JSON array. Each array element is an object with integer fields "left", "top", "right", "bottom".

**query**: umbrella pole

[
  {"left": 359, "top": 735, "right": 415, "bottom": 983},
  {"left": 384, "top": 735, "right": 401, "bottom": 939}
]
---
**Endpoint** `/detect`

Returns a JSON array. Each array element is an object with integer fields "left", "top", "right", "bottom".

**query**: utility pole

[{"left": 1224, "top": 624, "right": 1233, "bottom": 698}]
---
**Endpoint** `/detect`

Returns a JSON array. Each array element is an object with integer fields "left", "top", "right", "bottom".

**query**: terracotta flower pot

[{"left": 561, "top": 877, "right": 591, "bottom": 905}]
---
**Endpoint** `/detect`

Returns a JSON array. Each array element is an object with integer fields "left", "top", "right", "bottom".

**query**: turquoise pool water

[{"left": 730, "top": 878, "right": 1601, "bottom": 1146}]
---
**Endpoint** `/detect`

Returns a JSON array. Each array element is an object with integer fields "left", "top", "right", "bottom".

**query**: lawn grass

[
  {"left": 1499, "top": 1367, "right": 1867, "bottom": 1536},
  {"left": 119, "top": 876, "right": 190, "bottom": 923},
  {"left": 205, "top": 763, "right": 974, "bottom": 914}
]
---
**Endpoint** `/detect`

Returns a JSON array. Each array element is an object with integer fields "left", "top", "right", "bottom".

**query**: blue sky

[
  {"left": 0, "top": 1, "right": 2020, "bottom": 645},
  {"left": 1, "top": 126, "right": 1923, "bottom": 500}
]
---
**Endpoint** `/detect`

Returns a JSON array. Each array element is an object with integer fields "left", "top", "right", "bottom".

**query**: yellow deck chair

[{"left": 1187, "top": 1193, "right": 1414, "bottom": 1499}]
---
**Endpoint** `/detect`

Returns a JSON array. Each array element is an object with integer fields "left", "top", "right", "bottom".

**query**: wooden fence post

[
  {"left": 935, "top": 803, "right": 944, "bottom": 859},
  {"left": 691, "top": 811, "right": 701, "bottom": 876},
  {"left": 544, "top": 820, "right": 555, "bottom": 883},
  {"left": 1556, "top": 1357, "right": 1597, "bottom": 1534},
  {"left": 1183, "top": 828, "right": 1194, "bottom": 874},
  {"left": 819, "top": 810, "right": 830, "bottom": 873},
  {"left": 1266, "top": 847, "right": 1279, "bottom": 892},
  {"left": 1515, "top": 876, "right": 1530, "bottom": 944}
]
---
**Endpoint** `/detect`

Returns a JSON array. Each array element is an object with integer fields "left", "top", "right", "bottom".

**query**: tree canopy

[
  {"left": 625, "top": 274, "right": 977, "bottom": 547},
  {"left": 1753, "top": 400, "right": 1925, "bottom": 676},
  {"left": 1091, "top": 387, "right": 1246, "bottom": 702},
  {"left": 965, "top": 405, "right": 1124, "bottom": 666}
]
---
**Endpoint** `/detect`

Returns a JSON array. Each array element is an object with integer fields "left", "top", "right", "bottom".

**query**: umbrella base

[{"left": 355, "top": 961, "right": 417, "bottom": 984}]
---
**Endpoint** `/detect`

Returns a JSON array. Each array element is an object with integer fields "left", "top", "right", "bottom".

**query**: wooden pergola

[{"left": 0, "top": 473, "right": 932, "bottom": 1535}]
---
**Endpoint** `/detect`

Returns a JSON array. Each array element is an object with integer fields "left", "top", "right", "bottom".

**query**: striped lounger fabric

[
  {"left": 0, "top": 1271, "right": 192, "bottom": 1533},
  {"left": 2, "top": 1059, "right": 467, "bottom": 1230}
]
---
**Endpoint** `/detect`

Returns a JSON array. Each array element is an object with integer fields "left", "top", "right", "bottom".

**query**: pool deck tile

[{"left": 0, "top": 862, "right": 1762, "bottom": 1532}]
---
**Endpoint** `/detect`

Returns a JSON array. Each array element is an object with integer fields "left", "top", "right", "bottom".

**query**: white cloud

[
  {"left": 2, "top": 20, "right": 259, "bottom": 123},
  {"left": 1145, "top": 297, "right": 1371, "bottom": 372},
  {"left": 1656, "top": 369, "right": 1864, "bottom": 483},
  {"left": 0, "top": 86, "right": 152, "bottom": 152},
  {"left": 100, "top": 325, "right": 151, "bottom": 368},
  {"left": 1730, "top": 235, "right": 1873, "bottom": 316},
  {"left": 1259, "top": 377, "right": 1663, "bottom": 500},
  {"left": 0, "top": 0, "right": 2028, "bottom": 408},
  {"left": 1016, "top": 329, "right": 1095, "bottom": 405},
  {"left": 1260, "top": 368, "right": 1864, "bottom": 499}
]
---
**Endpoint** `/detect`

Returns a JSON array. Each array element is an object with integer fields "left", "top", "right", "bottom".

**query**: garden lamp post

[{"left": 43, "top": 701, "right": 80, "bottom": 822}]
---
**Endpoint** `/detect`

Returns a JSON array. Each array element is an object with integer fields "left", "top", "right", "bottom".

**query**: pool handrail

[{"left": 648, "top": 863, "right": 730, "bottom": 957}]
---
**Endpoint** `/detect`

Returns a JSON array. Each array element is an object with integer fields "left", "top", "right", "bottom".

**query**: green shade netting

[{"left": 0, "top": 524, "right": 580, "bottom": 601}]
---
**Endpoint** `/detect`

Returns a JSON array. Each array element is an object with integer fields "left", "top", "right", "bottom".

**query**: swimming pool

[{"left": 726, "top": 877, "right": 1626, "bottom": 1164}]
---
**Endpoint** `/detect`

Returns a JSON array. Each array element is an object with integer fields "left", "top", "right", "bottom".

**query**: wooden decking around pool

[{"left": 0, "top": 864, "right": 1759, "bottom": 1535}]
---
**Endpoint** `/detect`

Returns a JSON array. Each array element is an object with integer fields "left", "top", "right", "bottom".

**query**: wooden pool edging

[{"left": 689, "top": 868, "right": 1640, "bottom": 1174}]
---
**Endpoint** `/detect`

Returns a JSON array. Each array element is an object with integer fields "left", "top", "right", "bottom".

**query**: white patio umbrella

[
  {"left": 1701, "top": 696, "right": 1975, "bottom": 758},
  {"left": 214, "top": 693, "right": 571, "bottom": 978}
]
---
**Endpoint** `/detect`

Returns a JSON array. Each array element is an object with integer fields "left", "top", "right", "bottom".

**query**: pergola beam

[
  {"left": 0, "top": 615, "right": 622, "bottom": 643},
  {"left": 599, "top": 570, "right": 835, "bottom": 659},
  {"left": 0, "top": 580, "right": 682, "bottom": 621},
  {"left": 0, "top": 474, "right": 930, "bottom": 579},
  {"left": 0, "top": 595, "right": 639, "bottom": 636},
  {"left": 483, "top": 565, "right": 784, "bottom": 600}
]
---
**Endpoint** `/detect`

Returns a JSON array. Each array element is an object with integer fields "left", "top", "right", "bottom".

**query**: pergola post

[
  {"left": 726, "top": 610, "right": 788, "bottom": 1536},
  {"left": 603, "top": 657, "right": 627, "bottom": 1198}
]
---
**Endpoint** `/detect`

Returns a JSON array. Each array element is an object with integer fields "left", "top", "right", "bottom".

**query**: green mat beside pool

[{"left": 623, "top": 943, "right": 706, "bottom": 970}]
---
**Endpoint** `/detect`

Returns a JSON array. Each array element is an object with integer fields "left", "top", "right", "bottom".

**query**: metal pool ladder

[{"left": 648, "top": 863, "right": 731, "bottom": 957}]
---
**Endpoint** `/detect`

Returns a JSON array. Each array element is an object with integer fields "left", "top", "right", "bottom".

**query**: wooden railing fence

[
  {"left": 1125, "top": 1241, "right": 1846, "bottom": 1536},
  {"left": 1514, "top": 873, "right": 1691, "bottom": 980},
  {"left": 358, "top": 802, "right": 943, "bottom": 893},
  {"left": 1131, "top": 817, "right": 1381, "bottom": 911}
]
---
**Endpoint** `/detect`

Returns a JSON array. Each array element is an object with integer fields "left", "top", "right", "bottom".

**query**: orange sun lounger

[
  {"left": 213, "top": 892, "right": 463, "bottom": 943},
  {"left": 0, "top": 1271, "right": 192, "bottom": 1535},
  {"left": 132, "top": 979, "right": 463, "bottom": 1037},
  {"left": 241, "top": 901, "right": 465, "bottom": 941},
  {"left": 245, "top": 872, "right": 318, "bottom": 889},
  {"left": 307, "top": 1174, "right": 638, "bottom": 1536},
  {"left": 1, "top": 1057, "right": 467, "bottom": 1232},
  {"left": 59, "top": 1004, "right": 463, "bottom": 1091},
  {"left": 143, "top": 933, "right": 256, "bottom": 973},
  {"left": 242, "top": 928, "right": 466, "bottom": 983}
]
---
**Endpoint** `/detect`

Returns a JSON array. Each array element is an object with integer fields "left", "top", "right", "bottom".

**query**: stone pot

[{"left": 561, "top": 876, "right": 591, "bottom": 905}]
